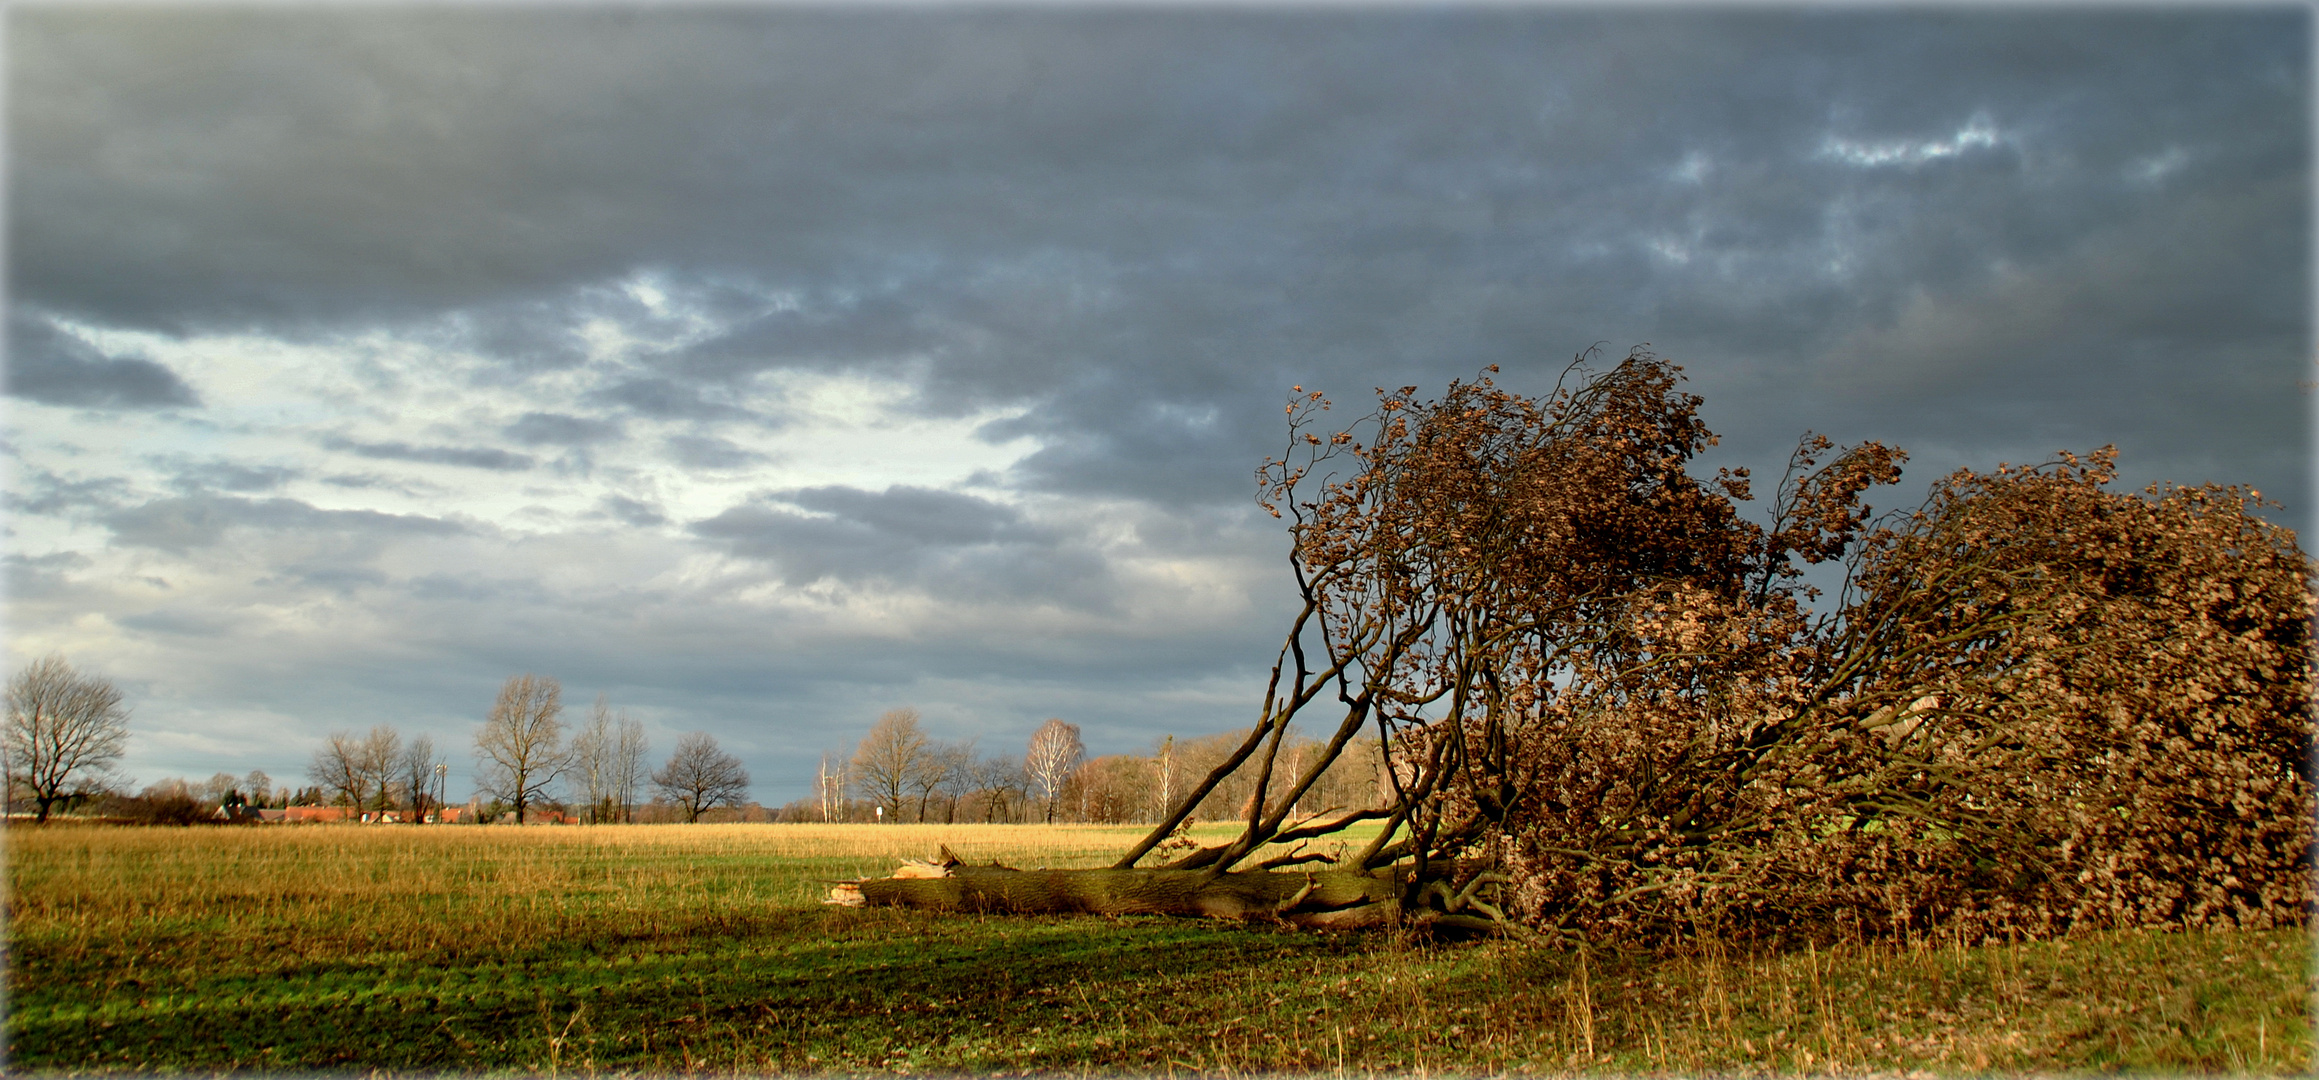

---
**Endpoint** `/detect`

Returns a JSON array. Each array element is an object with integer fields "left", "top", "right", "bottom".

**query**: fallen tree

[
  {"left": 826, "top": 846, "right": 1511, "bottom": 932},
  {"left": 836, "top": 350, "right": 2313, "bottom": 945}
]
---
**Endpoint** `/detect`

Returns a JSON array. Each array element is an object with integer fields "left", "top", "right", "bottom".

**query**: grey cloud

[
  {"left": 586, "top": 377, "right": 756, "bottom": 422},
  {"left": 320, "top": 435, "right": 535, "bottom": 471},
  {"left": 11, "top": 468, "right": 136, "bottom": 516},
  {"left": 102, "top": 494, "right": 466, "bottom": 553},
  {"left": 322, "top": 472, "right": 442, "bottom": 496},
  {"left": 690, "top": 484, "right": 1107, "bottom": 605},
  {"left": 780, "top": 485, "right": 1038, "bottom": 547},
  {"left": 116, "top": 608, "right": 236, "bottom": 638},
  {"left": 665, "top": 434, "right": 765, "bottom": 470},
  {"left": 663, "top": 284, "right": 948, "bottom": 383},
  {"left": 5, "top": 550, "right": 92, "bottom": 601},
  {"left": 434, "top": 303, "right": 593, "bottom": 374},
  {"left": 505, "top": 411, "right": 623, "bottom": 446},
  {"left": 6, "top": 313, "right": 200, "bottom": 409},
  {"left": 261, "top": 564, "right": 391, "bottom": 595},
  {"left": 597, "top": 495, "right": 667, "bottom": 527},
  {"left": 158, "top": 457, "right": 301, "bottom": 493}
]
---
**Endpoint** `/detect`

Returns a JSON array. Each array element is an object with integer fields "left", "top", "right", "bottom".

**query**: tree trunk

[{"left": 826, "top": 856, "right": 1507, "bottom": 935}]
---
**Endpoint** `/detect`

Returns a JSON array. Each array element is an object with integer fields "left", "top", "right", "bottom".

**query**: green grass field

[{"left": 5, "top": 821, "right": 2310, "bottom": 1075}]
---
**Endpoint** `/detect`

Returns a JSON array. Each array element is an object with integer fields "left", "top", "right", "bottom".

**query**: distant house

[
  {"left": 490, "top": 809, "right": 576, "bottom": 825},
  {"left": 249, "top": 804, "right": 489, "bottom": 824}
]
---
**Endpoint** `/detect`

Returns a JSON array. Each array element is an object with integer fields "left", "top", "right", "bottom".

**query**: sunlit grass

[{"left": 7, "top": 821, "right": 2307, "bottom": 1075}]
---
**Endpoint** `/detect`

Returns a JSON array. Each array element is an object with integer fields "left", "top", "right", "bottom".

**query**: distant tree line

[
  {"left": 789, "top": 707, "right": 1387, "bottom": 825},
  {"left": 464, "top": 674, "right": 748, "bottom": 824},
  {"left": 2, "top": 659, "right": 767, "bottom": 826}
]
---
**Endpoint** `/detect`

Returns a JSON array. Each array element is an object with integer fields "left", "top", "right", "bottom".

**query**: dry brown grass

[
  {"left": 8, "top": 820, "right": 1172, "bottom": 960},
  {"left": 7, "top": 820, "right": 2307, "bottom": 1075}
]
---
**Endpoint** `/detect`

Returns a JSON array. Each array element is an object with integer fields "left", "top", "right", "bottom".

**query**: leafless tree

[
  {"left": 611, "top": 712, "right": 648, "bottom": 823},
  {"left": 909, "top": 739, "right": 972, "bottom": 823},
  {"left": 971, "top": 755, "right": 1028, "bottom": 823},
  {"left": 1024, "top": 718, "right": 1083, "bottom": 824},
  {"left": 569, "top": 696, "right": 622, "bottom": 823},
  {"left": 5, "top": 655, "right": 130, "bottom": 822},
  {"left": 931, "top": 742, "right": 978, "bottom": 823},
  {"left": 357, "top": 725, "right": 401, "bottom": 810},
  {"left": 571, "top": 698, "right": 649, "bottom": 823},
  {"left": 817, "top": 753, "right": 847, "bottom": 821},
  {"left": 243, "top": 769, "right": 274, "bottom": 808},
  {"left": 474, "top": 674, "right": 569, "bottom": 824},
  {"left": 1077, "top": 754, "right": 1159, "bottom": 823},
  {"left": 397, "top": 735, "right": 442, "bottom": 821},
  {"left": 652, "top": 732, "right": 750, "bottom": 822},
  {"left": 311, "top": 726, "right": 401, "bottom": 812},
  {"left": 197, "top": 771, "right": 242, "bottom": 806},
  {"left": 309, "top": 731, "right": 366, "bottom": 809},
  {"left": 850, "top": 708, "right": 928, "bottom": 822},
  {"left": 1156, "top": 735, "right": 1175, "bottom": 823}
]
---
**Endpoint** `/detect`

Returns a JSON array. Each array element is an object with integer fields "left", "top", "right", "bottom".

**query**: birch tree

[
  {"left": 1024, "top": 718, "right": 1082, "bottom": 824},
  {"left": 612, "top": 711, "right": 648, "bottom": 823},
  {"left": 569, "top": 695, "right": 639, "bottom": 824}
]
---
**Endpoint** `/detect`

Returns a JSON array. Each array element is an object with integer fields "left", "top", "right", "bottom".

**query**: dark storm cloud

[
  {"left": 12, "top": 8, "right": 2304, "bottom": 523},
  {"left": 101, "top": 494, "right": 466, "bottom": 554},
  {"left": 691, "top": 484, "right": 1109, "bottom": 605},
  {"left": 5, "top": 313, "right": 199, "bottom": 409},
  {"left": 319, "top": 436, "right": 536, "bottom": 472}
]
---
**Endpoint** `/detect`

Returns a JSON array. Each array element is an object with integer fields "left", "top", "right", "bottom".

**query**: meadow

[{"left": 5, "top": 821, "right": 2309, "bottom": 1075}]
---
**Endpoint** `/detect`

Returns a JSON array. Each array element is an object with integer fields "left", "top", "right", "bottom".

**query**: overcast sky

[{"left": 6, "top": 5, "right": 2309, "bottom": 808}]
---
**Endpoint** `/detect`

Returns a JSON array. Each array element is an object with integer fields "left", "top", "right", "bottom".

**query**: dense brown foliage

[{"left": 1126, "top": 350, "right": 2313, "bottom": 944}]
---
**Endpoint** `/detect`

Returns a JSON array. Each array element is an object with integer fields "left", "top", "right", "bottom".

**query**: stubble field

[{"left": 4, "top": 821, "right": 2309, "bottom": 1075}]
